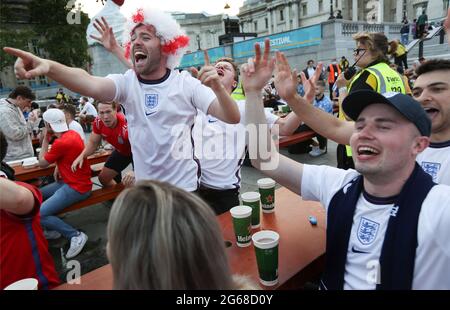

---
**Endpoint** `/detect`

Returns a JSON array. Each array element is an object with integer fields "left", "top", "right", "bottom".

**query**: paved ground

[{"left": 48, "top": 139, "right": 338, "bottom": 283}]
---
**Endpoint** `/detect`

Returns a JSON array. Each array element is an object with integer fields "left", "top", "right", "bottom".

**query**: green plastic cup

[
  {"left": 281, "top": 105, "right": 291, "bottom": 113},
  {"left": 257, "top": 178, "right": 276, "bottom": 213},
  {"left": 252, "top": 230, "right": 279, "bottom": 286},
  {"left": 230, "top": 205, "right": 253, "bottom": 247},
  {"left": 241, "top": 192, "right": 261, "bottom": 229}
]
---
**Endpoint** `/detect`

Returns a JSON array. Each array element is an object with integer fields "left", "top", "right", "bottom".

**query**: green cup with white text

[
  {"left": 252, "top": 230, "right": 279, "bottom": 286},
  {"left": 241, "top": 192, "right": 261, "bottom": 229},
  {"left": 230, "top": 205, "right": 253, "bottom": 247},
  {"left": 257, "top": 178, "right": 276, "bottom": 213}
]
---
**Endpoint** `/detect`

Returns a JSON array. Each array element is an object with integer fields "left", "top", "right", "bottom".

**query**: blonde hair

[{"left": 107, "top": 180, "right": 235, "bottom": 290}]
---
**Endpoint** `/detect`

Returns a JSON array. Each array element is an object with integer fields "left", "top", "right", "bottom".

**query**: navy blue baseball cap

[{"left": 342, "top": 90, "right": 431, "bottom": 137}]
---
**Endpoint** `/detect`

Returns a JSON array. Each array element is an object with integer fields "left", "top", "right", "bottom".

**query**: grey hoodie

[{"left": 0, "top": 98, "right": 34, "bottom": 161}]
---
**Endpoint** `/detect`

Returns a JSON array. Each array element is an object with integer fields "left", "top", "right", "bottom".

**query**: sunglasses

[{"left": 353, "top": 48, "right": 367, "bottom": 55}]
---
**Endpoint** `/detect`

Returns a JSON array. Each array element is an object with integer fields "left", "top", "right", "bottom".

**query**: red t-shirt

[
  {"left": 93, "top": 113, "right": 132, "bottom": 156},
  {"left": 44, "top": 130, "right": 92, "bottom": 193},
  {"left": 0, "top": 182, "right": 60, "bottom": 290}
]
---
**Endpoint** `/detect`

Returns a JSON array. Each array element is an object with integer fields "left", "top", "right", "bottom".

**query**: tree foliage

[{"left": 0, "top": 0, "right": 91, "bottom": 71}]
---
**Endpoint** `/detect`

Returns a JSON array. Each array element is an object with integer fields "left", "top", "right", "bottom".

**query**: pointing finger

[{"left": 203, "top": 50, "right": 210, "bottom": 66}]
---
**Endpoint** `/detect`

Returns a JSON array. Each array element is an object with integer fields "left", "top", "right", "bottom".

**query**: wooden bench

[
  {"left": 58, "top": 183, "right": 125, "bottom": 215},
  {"left": 278, "top": 130, "right": 316, "bottom": 148}
]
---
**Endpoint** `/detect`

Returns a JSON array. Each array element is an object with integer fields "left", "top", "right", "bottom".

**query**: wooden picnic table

[
  {"left": 55, "top": 187, "right": 326, "bottom": 290},
  {"left": 278, "top": 130, "right": 316, "bottom": 148},
  {"left": 13, "top": 150, "right": 112, "bottom": 182}
]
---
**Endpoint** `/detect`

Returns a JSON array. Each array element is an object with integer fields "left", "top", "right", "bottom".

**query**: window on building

[
  {"left": 302, "top": 3, "right": 307, "bottom": 16},
  {"left": 280, "top": 9, "right": 284, "bottom": 21},
  {"left": 335, "top": 0, "right": 339, "bottom": 8},
  {"left": 254, "top": 21, "right": 258, "bottom": 31},
  {"left": 265, "top": 17, "right": 268, "bottom": 29},
  {"left": 319, "top": 0, "right": 323, "bottom": 12},
  {"left": 414, "top": 2, "right": 428, "bottom": 18}
]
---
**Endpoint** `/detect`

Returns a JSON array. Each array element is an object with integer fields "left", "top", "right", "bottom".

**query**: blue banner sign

[
  {"left": 233, "top": 24, "right": 321, "bottom": 60},
  {"left": 179, "top": 46, "right": 229, "bottom": 69}
]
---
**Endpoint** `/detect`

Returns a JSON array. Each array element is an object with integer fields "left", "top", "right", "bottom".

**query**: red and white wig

[{"left": 122, "top": 6, "right": 189, "bottom": 69}]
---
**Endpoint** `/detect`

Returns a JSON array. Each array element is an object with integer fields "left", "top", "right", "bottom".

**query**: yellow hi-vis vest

[
  {"left": 231, "top": 82, "right": 245, "bottom": 100},
  {"left": 342, "top": 62, "right": 407, "bottom": 156}
]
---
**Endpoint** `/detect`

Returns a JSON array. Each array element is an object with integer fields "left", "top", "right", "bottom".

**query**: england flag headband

[{"left": 122, "top": 7, "right": 190, "bottom": 69}]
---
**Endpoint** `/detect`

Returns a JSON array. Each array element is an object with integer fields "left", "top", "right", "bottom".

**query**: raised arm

[
  {"left": 199, "top": 50, "right": 240, "bottom": 124},
  {"left": 3, "top": 47, "right": 116, "bottom": 102},
  {"left": 90, "top": 17, "right": 133, "bottom": 69},
  {"left": 274, "top": 53, "right": 353, "bottom": 145},
  {"left": 244, "top": 40, "right": 303, "bottom": 195}
]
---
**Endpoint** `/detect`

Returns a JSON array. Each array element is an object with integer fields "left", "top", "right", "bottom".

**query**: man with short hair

[
  {"left": 243, "top": 40, "right": 450, "bottom": 289},
  {"left": 72, "top": 101, "right": 134, "bottom": 187},
  {"left": 78, "top": 97, "right": 97, "bottom": 132},
  {"left": 273, "top": 58, "right": 450, "bottom": 186},
  {"left": 5, "top": 5, "right": 240, "bottom": 192},
  {"left": 309, "top": 79, "right": 333, "bottom": 157},
  {"left": 62, "top": 104, "right": 85, "bottom": 141},
  {"left": 302, "top": 59, "right": 317, "bottom": 80},
  {"left": 0, "top": 86, "right": 35, "bottom": 161},
  {"left": 38, "top": 109, "right": 91, "bottom": 259},
  {"left": 412, "top": 59, "right": 450, "bottom": 185},
  {"left": 417, "top": 9, "right": 428, "bottom": 39},
  {"left": 194, "top": 56, "right": 302, "bottom": 214}
]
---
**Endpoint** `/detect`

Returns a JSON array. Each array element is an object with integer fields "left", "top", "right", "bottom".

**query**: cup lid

[
  {"left": 230, "top": 205, "right": 252, "bottom": 218},
  {"left": 257, "top": 178, "right": 276, "bottom": 189},
  {"left": 241, "top": 191, "right": 260, "bottom": 202}
]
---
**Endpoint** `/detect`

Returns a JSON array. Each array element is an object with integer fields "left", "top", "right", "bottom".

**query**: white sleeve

[
  {"left": 425, "top": 185, "right": 450, "bottom": 257},
  {"left": 187, "top": 74, "right": 217, "bottom": 114},
  {"left": 105, "top": 70, "right": 132, "bottom": 106},
  {"left": 301, "top": 164, "right": 360, "bottom": 212}
]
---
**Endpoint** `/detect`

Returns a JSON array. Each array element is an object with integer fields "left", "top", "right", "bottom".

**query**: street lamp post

[
  {"left": 224, "top": 3, "right": 231, "bottom": 34},
  {"left": 196, "top": 34, "right": 201, "bottom": 50},
  {"left": 329, "top": 0, "right": 334, "bottom": 19}
]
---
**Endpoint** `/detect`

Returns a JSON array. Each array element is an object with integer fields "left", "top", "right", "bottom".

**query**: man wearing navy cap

[{"left": 244, "top": 41, "right": 450, "bottom": 289}]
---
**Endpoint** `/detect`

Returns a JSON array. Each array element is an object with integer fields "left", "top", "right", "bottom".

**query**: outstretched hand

[
  {"left": 240, "top": 39, "right": 275, "bottom": 93},
  {"left": 90, "top": 17, "right": 119, "bottom": 52},
  {"left": 3, "top": 47, "right": 50, "bottom": 79},
  {"left": 274, "top": 52, "right": 298, "bottom": 102},
  {"left": 274, "top": 51, "right": 323, "bottom": 105}
]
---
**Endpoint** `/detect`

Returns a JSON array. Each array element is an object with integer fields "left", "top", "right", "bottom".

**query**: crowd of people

[{"left": 1, "top": 5, "right": 450, "bottom": 290}]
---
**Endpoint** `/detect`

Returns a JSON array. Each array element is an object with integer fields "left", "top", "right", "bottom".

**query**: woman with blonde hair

[
  {"left": 107, "top": 180, "right": 255, "bottom": 290},
  {"left": 388, "top": 39, "right": 408, "bottom": 70}
]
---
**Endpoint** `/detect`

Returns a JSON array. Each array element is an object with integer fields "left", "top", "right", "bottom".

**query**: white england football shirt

[
  {"left": 417, "top": 141, "right": 450, "bottom": 186},
  {"left": 301, "top": 164, "right": 450, "bottom": 290},
  {"left": 107, "top": 69, "right": 216, "bottom": 191},
  {"left": 193, "top": 100, "right": 278, "bottom": 189}
]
